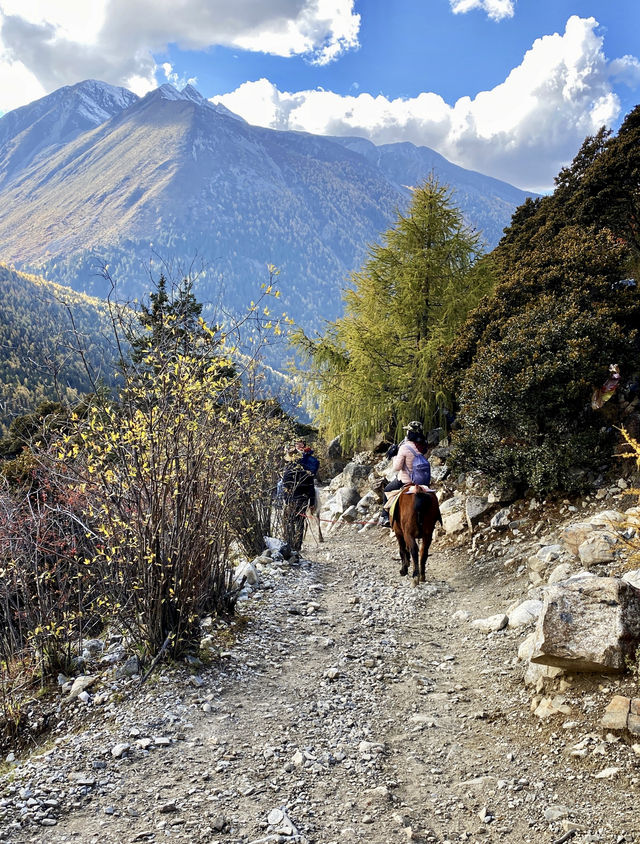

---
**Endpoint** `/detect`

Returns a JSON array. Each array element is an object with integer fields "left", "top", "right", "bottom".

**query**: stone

[
  {"left": 531, "top": 577, "right": 640, "bottom": 673},
  {"left": 544, "top": 805, "right": 570, "bottom": 822},
  {"left": 628, "top": 698, "right": 640, "bottom": 736},
  {"left": 267, "top": 808, "right": 284, "bottom": 826},
  {"left": 593, "top": 767, "right": 619, "bottom": 779},
  {"left": 589, "top": 509, "right": 626, "bottom": 528},
  {"left": 234, "top": 560, "right": 259, "bottom": 587},
  {"left": 562, "top": 523, "right": 597, "bottom": 556},
  {"left": 471, "top": 613, "right": 508, "bottom": 633},
  {"left": 465, "top": 496, "right": 494, "bottom": 528},
  {"left": 490, "top": 508, "right": 511, "bottom": 530},
  {"left": 116, "top": 655, "right": 141, "bottom": 679},
  {"left": 534, "top": 696, "right": 572, "bottom": 719},
  {"left": 342, "top": 462, "right": 373, "bottom": 491},
  {"left": 547, "top": 563, "right": 574, "bottom": 585},
  {"left": 523, "top": 661, "right": 564, "bottom": 688},
  {"left": 263, "top": 536, "right": 291, "bottom": 559},
  {"left": 451, "top": 609, "right": 471, "bottom": 624},
  {"left": 336, "top": 485, "right": 361, "bottom": 511},
  {"left": 111, "top": 743, "right": 130, "bottom": 759},
  {"left": 67, "top": 675, "right": 98, "bottom": 700},
  {"left": 518, "top": 633, "right": 537, "bottom": 662},
  {"left": 600, "top": 695, "right": 631, "bottom": 731},
  {"left": 440, "top": 497, "right": 467, "bottom": 534},
  {"left": 622, "top": 570, "right": 640, "bottom": 590},
  {"left": 81, "top": 639, "right": 104, "bottom": 658},
  {"left": 577, "top": 533, "right": 617, "bottom": 565},
  {"left": 507, "top": 600, "right": 542, "bottom": 628}
]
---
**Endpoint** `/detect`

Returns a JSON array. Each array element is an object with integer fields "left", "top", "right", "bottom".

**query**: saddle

[{"left": 386, "top": 484, "right": 436, "bottom": 525}]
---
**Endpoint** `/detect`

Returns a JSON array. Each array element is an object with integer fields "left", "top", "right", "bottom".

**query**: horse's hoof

[
  {"left": 400, "top": 568, "right": 408, "bottom": 577},
  {"left": 420, "top": 575, "right": 426, "bottom": 583},
  {"left": 412, "top": 577, "right": 419, "bottom": 587}
]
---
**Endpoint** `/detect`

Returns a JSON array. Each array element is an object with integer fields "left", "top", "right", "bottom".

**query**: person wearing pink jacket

[{"left": 378, "top": 421, "right": 427, "bottom": 527}]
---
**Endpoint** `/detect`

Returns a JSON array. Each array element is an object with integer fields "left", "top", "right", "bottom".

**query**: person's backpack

[
  {"left": 301, "top": 452, "right": 320, "bottom": 476},
  {"left": 410, "top": 451, "right": 431, "bottom": 486}
]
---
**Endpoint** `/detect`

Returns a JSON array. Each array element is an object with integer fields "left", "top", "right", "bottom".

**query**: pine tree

[{"left": 293, "top": 179, "right": 493, "bottom": 448}]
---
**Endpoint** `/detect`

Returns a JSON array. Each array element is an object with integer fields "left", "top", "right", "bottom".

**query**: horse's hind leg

[
  {"left": 396, "top": 533, "right": 409, "bottom": 576},
  {"left": 419, "top": 537, "right": 431, "bottom": 582},
  {"left": 409, "top": 537, "right": 420, "bottom": 581}
]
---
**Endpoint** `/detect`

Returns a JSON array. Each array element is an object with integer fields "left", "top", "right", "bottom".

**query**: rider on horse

[{"left": 379, "top": 421, "right": 428, "bottom": 527}]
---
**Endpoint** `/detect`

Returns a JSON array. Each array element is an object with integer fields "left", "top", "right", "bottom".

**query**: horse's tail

[
  {"left": 413, "top": 492, "right": 429, "bottom": 534},
  {"left": 414, "top": 491, "right": 441, "bottom": 532}
]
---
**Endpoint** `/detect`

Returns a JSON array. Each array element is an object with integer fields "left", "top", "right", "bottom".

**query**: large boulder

[
  {"left": 342, "top": 461, "right": 373, "bottom": 492},
  {"left": 440, "top": 496, "right": 467, "bottom": 534},
  {"left": 334, "top": 485, "right": 361, "bottom": 511},
  {"left": 531, "top": 577, "right": 640, "bottom": 673},
  {"left": 465, "top": 495, "right": 494, "bottom": 529}
]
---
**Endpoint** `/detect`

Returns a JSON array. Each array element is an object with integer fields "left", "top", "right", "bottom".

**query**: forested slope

[{"left": 0, "top": 263, "right": 117, "bottom": 432}]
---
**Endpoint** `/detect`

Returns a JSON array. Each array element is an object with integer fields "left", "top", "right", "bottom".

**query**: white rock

[
  {"left": 451, "top": 609, "right": 471, "bottom": 624},
  {"left": 508, "top": 600, "right": 542, "bottom": 628},
  {"left": 233, "top": 560, "right": 259, "bottom": 587},
  {"left": 594, "top": 766, "right": 620, "bottom": 779},
  {"left": 471, "top": 613, "right": 508, "bottom": 633},
  {"left": 67, "top": 675, "right": 98, "bottom": 700},
  {"left": 111, "top": 743, "right": 130, "bottom": 758},
  {"left": 548, "top": 563, "right": 574, "bottom": 584}
]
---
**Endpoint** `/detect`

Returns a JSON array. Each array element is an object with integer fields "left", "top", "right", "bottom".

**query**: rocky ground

[{"left": 2, "top": 501, "right": 640, "bottom": 844}]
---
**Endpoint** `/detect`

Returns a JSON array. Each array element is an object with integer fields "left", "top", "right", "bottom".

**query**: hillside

[
  {"left": 0, "top": 81, "right": 535, "bottom": 338},
  {"left": 0, "top": 264, "right": 117, "bottom": 432}
]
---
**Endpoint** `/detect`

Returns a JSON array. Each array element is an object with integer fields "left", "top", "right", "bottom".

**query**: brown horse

[{"left": 392, "top": 488, "right": 442, "bottom": 584}]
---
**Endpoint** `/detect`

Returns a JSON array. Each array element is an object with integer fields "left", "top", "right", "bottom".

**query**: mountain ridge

[{"left": 0, "top": 80, "right": 536, "bottom": 336}]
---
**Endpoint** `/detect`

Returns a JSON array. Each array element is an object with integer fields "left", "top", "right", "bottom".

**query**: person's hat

[
  {"left": 403, "top": 420, "right": 424, "bottom": 434},
  {"left": 284, "top": 445, "right": 299, "bottom": 462}
]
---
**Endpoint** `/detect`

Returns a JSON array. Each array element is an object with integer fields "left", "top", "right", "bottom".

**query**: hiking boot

[{"left": 378, "top": 513, "right": 390, "bottom": 528}]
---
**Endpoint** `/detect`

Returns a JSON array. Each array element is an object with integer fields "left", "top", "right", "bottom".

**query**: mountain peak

[{"left": 0, "top": 78, "right": 138, "bottom": 188}]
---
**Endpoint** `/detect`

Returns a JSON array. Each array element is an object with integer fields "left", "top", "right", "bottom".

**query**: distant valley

[{"left": 0, "top": 80, "right": 535, "bottom": 344}]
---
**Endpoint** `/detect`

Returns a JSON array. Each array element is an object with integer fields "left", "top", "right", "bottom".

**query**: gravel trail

[{"left": 2, "top": 525, "right": 640, "bottom": 844}]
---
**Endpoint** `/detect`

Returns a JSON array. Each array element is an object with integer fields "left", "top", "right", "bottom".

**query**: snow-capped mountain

[
  {"left": 0, "top": 80, "right": 535, "bottom": 337},
  {"left": 0, "top": 80, "right": 138, "bottom": 188}
]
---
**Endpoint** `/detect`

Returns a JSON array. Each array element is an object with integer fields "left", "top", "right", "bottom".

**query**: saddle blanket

[
  {"left": 383, "top": 484, "right": 435, "bottom": 511},
  {"left": 385, "top": 485, "right": 436, "bottom": 525}
]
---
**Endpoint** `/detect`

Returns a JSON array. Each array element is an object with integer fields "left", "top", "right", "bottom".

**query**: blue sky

[{"left": 0, "top": 1, "right": 638, "bottom": 191}]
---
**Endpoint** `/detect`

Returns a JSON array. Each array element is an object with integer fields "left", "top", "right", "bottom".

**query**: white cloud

[
  {"left": 162, "top": 62, "right": 197, "bottom": 90},
  {"left": 214, "top": 16, "right": 636, "bottom": 192},
  {"left": 450, "top": 0, "right": 515, "bottom": 22},
  {"left": 0, "top": 0, "right": 360, "bottom": 110}
]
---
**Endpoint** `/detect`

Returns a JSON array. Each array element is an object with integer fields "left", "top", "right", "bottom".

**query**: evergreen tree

[
  {"left": 438, "top": 105, "right": 640, "bottom": 495},
  {"left": 128, "top": 275, "right": 235, "bottom": 384},
  {"left": 293, "top": 179, "right": 493, "bottom": 448},
  {"left": 131, "top": 275, "right": 205, "bottom": 363}
]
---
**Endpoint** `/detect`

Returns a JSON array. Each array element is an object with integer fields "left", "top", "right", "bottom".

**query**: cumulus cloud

[
  {"left": 450, "top": 0, "right": 515, "bottom": 22},
  {"left": 0, "top": 0, "right": 360, "bottom": 109},
  {"left": 214, "top": 16, "right": 636, "bottom": 192}
]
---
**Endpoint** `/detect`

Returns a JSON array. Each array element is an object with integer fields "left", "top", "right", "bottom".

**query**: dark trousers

[{"left": 383, "top": 478, "right": 403, "bottom": 502}]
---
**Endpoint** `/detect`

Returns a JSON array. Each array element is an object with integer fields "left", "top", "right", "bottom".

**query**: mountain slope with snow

[{"left": 0, "top": 81, "right": 535, "bottom": 336}]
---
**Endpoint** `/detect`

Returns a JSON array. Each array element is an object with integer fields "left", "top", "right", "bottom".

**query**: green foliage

[
  {"left": 0, "top": 271, "right": 299, "bottom": 694},
  {"left": 293, "top": 179, "right": 494, "bottom": 449},
  {"left": 0, "top": 263, "right": 117, "bottom": 436},
  {"left": 441, "top": 107, "right": 640, "bottom": 495},
  {"left": 451, "top": 290, "right": 633, "bottom": 494}
]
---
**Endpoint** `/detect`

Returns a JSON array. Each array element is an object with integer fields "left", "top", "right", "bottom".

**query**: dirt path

[{"left": 2, "top": 527, "right": 640, "bottom": 844}]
